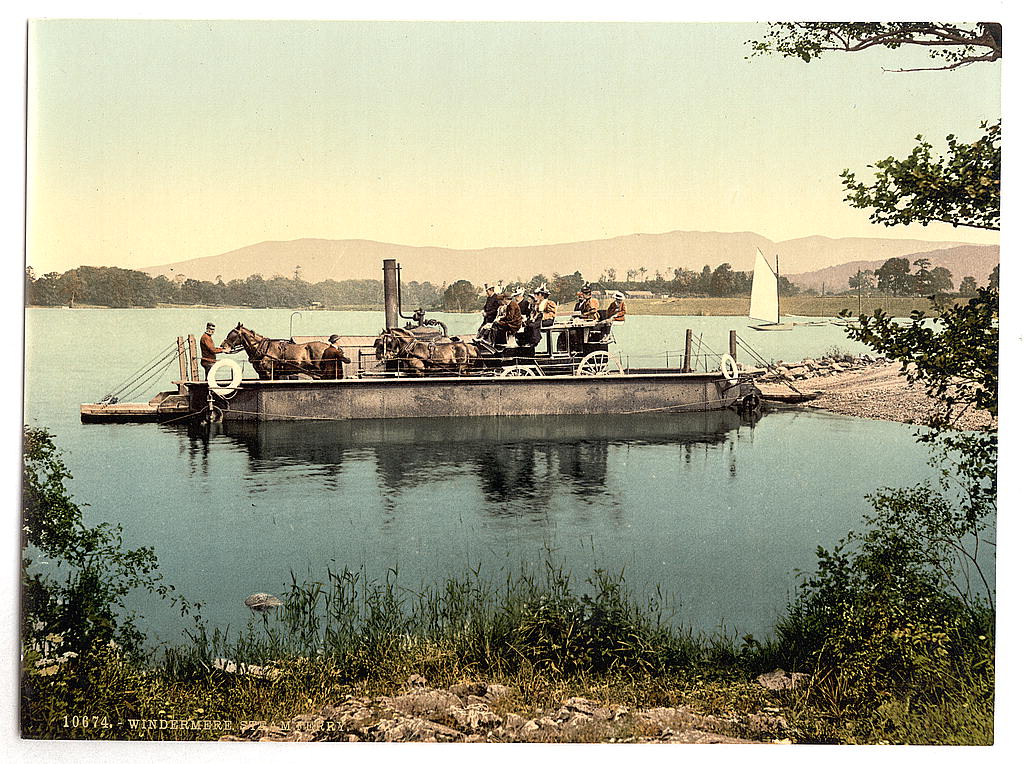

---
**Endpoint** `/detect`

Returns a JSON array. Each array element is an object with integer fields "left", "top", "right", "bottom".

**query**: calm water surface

[{"left": 26, "top": 308, "right": 944, "bottom": 644}]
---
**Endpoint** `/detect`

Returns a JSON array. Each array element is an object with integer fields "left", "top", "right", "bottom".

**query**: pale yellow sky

[{"left": 26, "top": 18, "right": 1002, "bottom": 275}]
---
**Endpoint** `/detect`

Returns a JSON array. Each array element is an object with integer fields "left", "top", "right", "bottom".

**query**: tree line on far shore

[
  {"left": 24, "top": 266, "right": 442, "bottom": 310},
  {"left": 27, "top": 257, "right": 994, "bottom": 312},
  {"left": 847, "top": 258, "right": 999, "bottom": 297},
  {"left": 24, "top": 261, "right": 798, "bottom": 311},
  {"left": 440, "top": 263, "right": 803, "bottom": 311}
]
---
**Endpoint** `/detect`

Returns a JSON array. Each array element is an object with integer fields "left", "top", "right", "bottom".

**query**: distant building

[{"left": 625, "top": 290, "right": 655, "bottom": 299}]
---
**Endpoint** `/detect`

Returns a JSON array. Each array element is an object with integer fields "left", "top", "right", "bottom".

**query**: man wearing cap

[
  {"left": 200, "top": 322, "right": 229, "bottom": 379},
  {"left": 321, "top": 334, "right": 352, "bottom": 379},
  {"left": 601, "top": 292, "right": 627, "bottom": 322}
]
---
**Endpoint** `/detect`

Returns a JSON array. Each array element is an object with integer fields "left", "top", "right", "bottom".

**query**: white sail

[{"left": 748, "top": 248, "right": 780, "bottom": 324}]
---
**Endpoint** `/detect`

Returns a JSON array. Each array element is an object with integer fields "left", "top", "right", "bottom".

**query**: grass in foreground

[{"left": 22, "top": 564, "right": 993, "bottom": 744}]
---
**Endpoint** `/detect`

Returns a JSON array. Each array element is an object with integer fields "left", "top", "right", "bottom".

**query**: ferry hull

[{"left": 186, "top": 372, "right": 756, "bottom": 422}]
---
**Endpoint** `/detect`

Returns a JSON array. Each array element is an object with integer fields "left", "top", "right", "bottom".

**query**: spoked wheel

[
  {"left": 573, "top": 351, "right": 624, "bottom": 376},
  {"left": 499, "top": 364, "right": 539, "bottom": 377}
]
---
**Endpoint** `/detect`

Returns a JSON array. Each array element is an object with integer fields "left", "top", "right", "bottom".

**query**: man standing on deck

[
  {"left": 481, "top": 283, "right": 501, "bottom": 328},
  {"left": 200, "top": 322, "right": 228, "bottom": 379},
  {"left": 322, "top": 334, "right": 352, "bottom": 379}
]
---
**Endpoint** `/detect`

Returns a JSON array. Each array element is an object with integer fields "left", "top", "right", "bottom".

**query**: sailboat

[{"left": 748, "top": 249, "right": 794, "bottom": 331}]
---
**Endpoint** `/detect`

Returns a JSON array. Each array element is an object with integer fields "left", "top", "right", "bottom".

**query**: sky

[{"left": 25, "top": 14, "right": 1002, "bottom": 275}]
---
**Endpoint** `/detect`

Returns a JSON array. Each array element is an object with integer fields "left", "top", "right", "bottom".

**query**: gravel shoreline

[{"left": 756, "top": 358, "right": 995, "bottom": 432}]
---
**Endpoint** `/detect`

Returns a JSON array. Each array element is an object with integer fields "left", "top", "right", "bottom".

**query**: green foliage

[
  {"left": 782, "top": 286, "right": 999, "bottom": 728},
  {"left": 873, "top": 257, "right": 912, "bottom": 295},
  {"left": 549, "top": 271, "right": 585, "bottom": 303},
  {"left": 173, "top": 563, "right": 731, "bottom": 685},
  {"left": 25, "top": 267, "right": 443, "bottom": 309},
  {"left": 958, "top": 276, "right": 979, "bottom": 296},
  {"left": 748, "top": 22, "right": 1001, "bottom": 71},
  {"left": 841, "top": 122, "right": 1000, "bottom": 232},
  {"left": 440, "top": 279, "right": 480, "bottom": 312},
  {"left": 22, "top": 428, "right": 177, "bottom": 661},
  {"left": 924, "top": 266, "right": 954, "bottom": 295},
  {"left": 779, "top": 487, "right": 993, "bottom": 715},
  {"left": 841, "top": 288, "right": 997, "bottom": 507},
  {"left": 847, "top": 269, "right": 875, "bottom": 291}
]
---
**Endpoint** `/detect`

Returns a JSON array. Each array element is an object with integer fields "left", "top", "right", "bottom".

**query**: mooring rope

[
  {"left": 734, "top": 334, "right": 805, "bottom": 396},
  {"left": 114, "top": 354, "right": 179, "bottom": 404},
  {"left": 99, "top": 341, "right": 179, "bottom": 404}
]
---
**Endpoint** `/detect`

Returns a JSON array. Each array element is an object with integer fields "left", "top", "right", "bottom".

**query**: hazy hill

[
  {"left": 786, "top": 245, "right": 1000, "bottom": 292},
  {"left": 141, "top": 231, "right": 988, "bottom": 286}
]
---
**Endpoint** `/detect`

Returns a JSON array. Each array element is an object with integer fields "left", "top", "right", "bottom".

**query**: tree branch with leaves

[
  {"left": 748, "top": 22, "right": 1001, "bottom": 72},
  {"left": 841, "top": 121, "right": 1000, "bottom": 232}
]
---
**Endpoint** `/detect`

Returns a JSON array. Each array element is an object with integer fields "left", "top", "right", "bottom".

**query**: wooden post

[
  {"left": 683, "top": 329, "right": 692, "bottom": 373},
  {"left": 187, "top": 335, "right": 200, "bottom": 381},
  {"left": 729, "top": 330, "right": 737, "bottom": 362},
  {"left": 176, "top": 336, "right": 188, "bottom": 391}
]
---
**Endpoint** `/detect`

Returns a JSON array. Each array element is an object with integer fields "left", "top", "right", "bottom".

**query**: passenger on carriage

[
  {"left": 536, "top": 286, "right": 557, "bottom": 327},
  {"left": 574, "top": 285, "right": 600, "bottom": 321},
  {"left": 517, "top": 289, "right": 544, "bottom": 349},
  {"left": 516, "top": 287, "right": 532, "bottom": 319},
  {"left": 600, "top": 291, "right": 627, "bottom": 322},
  {"left": 490, "top": 291, "right": 522, "bottom": 346}
]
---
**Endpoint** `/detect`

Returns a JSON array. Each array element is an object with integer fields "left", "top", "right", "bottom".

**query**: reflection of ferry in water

[
  {"left": 82, "top": 260, "right": 762, "bottom": 424},
  {"left": 195, "top": 411, "right": 753, "bottom": 508}
]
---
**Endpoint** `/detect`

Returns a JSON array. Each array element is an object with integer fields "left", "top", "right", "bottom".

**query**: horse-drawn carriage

[
  {"left": 368, "top": 318, "right": 621, "bottom": 378},
  {"left": 220, "top": 319, "right": 621, "bottom": 381}
]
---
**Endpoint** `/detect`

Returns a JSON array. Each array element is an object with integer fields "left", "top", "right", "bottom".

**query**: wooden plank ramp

[{"left": 80, "top": 391, "right": 192, "bottom": 423}]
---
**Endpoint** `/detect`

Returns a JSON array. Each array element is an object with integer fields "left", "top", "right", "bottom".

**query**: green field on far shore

[
  {"left": 623, "top": 295, "right": 966, "bottom": 318},
  {"left": 34, "top": 295, "right": 964, "bottom": 318}
]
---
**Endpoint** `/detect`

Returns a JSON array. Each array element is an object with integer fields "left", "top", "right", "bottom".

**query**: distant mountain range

[
  {"left": 141, "top": 231, "right": 998, "bottom": 289},
  {"left": 786, "top": 244, "right": 999, "bottom": 292}
]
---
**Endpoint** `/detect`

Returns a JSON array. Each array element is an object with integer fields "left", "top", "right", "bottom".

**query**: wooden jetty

[{"left": 80, "top": 338, "right": 196, "bottom": 423}]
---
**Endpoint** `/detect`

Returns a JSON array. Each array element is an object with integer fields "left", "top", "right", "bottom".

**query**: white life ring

[
  {"left": 208, "top": 359, "right": 243, "bottom": 396},
  {"left": 720, "top": 353, "right": 739, "bottom": 380}
]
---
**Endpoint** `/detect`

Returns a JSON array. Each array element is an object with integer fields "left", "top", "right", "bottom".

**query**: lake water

[{"left": 25, "top": 308, "right": 945, "bottom": 645}]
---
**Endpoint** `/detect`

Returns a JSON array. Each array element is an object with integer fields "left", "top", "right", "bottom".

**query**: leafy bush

[{"left": 21, "top": 427, "right": 182, "bottom": 735}]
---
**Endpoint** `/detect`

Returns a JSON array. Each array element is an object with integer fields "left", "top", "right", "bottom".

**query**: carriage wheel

[
  {"left": 499, "top": 364, "right": 539, "bottom": 377},
  {"left": 574, "top": 351, "right": 623, "bottom": 376}
]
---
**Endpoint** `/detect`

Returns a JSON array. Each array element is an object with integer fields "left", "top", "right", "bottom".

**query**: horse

[
  {"left": 373, "top": 327, "right": 479, "bottom": 375},
  {"left": 222, "top": 323, "right": 345, "bottom": 380}
]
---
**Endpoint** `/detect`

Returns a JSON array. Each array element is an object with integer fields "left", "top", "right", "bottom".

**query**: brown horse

[
  {"left": 374, "top": 328, "right": 479, "bottom": 375},
  {"left": 223, "top": 323, "right": 345, "bottom": 380}
]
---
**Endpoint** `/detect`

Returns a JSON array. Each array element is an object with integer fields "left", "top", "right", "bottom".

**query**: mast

[{"left": 775, "top": 255, "right": 781, "bottom": 325}]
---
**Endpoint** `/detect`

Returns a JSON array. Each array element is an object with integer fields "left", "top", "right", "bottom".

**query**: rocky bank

[
  {"left": 754, "top": 355, "right": 994, "bottom": 431},
  {"left": 219, "top": 671, "right": 810, "bottom": 744}
]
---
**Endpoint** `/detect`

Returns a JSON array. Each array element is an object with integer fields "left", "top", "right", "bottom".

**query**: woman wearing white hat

[
  {"left": 601, "top": 291, "right": 627, "bottom": 322},
  {"left": 535, "top": 285, "right": 557, "bottom": 327}
]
